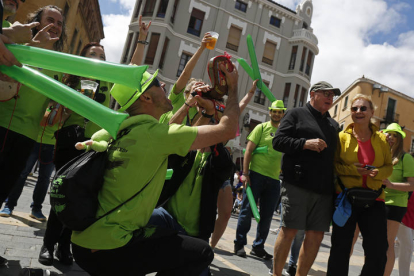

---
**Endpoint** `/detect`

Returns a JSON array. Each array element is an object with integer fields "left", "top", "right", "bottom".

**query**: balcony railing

[
  {"left": 292, "top": 29, "right": 318, "bottom": 46},
  {"left": 226, "top": 43, "right": 239, "bottom": 52},
  {"left": 383, "top": 109, "right": 400, "bottom": 123}
]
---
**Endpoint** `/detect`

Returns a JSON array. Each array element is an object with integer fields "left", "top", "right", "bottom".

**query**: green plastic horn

[
  {"left": 246, "top": 35, "right": 262, "bottom": 89},
  {"left": 0, "top": 65, "right": 128, "bottom": 139},
  {"left": 246, "top": 184, "right": 260, "bottom": 223},
  {"left": 6, "top": 44, "right": 146, "bottom": 91},
  {"left": 166, "top": 169, "right": 173, "bottom": 180},
  {"left": 242, "top": 146, "right": 268, "bottom": 155},
  {"left": 238, "top": 58, "right": 276, "bottom": 102}
]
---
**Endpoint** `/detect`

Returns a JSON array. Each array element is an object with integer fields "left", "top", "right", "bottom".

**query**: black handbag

[
  {"left": 54, "top": 124, "right": 85, "bottom": 150},
  {"left": 337, "top": 177, "right": 383, "bottom": 208}
]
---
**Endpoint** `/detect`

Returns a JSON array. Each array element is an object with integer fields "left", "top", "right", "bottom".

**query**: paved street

[{"left": 0, "top": 172, "right": 413, "bottom": 275}]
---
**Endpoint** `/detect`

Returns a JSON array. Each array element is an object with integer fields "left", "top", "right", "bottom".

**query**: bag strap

[
  {"left": 337, "top": 176, "right": 384, "bottom": 196},
  {"left": 96, "top": 159, "right": 167, "bottom": 222}
]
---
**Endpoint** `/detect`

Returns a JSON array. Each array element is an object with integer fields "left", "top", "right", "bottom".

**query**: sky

[{"left": 98, "top": 0, "right": 414, "bottom": 98}]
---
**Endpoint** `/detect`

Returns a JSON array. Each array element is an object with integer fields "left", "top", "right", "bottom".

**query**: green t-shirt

[
  {"left": 385, "top": 154, "right": 414, "bottom": 207},
  {"left": 36, "top": 123, "right": 60, "bottom": 145},
  {"left": 71, "top": 115, "right": 198, "bottom": 250},
  {"left": 165, "top": 151, "right": 210, "bottom": 237},
  {"left": 64, "top": 81, "right": 113, "bottom": 138},
  {"left": 159, "top": 84, "right": 197, "bottom": 125},
  {"left": 0, "top": 69, "right": 63, "bottom": 141},
  {"left": 247, "top": 121, "right": 282, "bottom": 180}
]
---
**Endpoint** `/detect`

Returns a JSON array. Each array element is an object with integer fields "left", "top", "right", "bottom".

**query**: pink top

[{"left": 357, "top": 139, "right": 375, "bottom": 188}]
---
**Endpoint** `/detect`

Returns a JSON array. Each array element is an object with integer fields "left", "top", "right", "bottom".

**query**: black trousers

[
  {"left": 0, "top": 127, "right": 35, "bottom": 204},
  {"left": 72, "top": 232, "right": 214, "bottom": 276},
  {"left": 327, "top": 201, "right": 388, "bottom": 276}
]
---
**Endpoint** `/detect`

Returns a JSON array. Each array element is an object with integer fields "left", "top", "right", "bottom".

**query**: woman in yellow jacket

[{"left": 327, "top": 94, "right": 393, "bottom": 276}]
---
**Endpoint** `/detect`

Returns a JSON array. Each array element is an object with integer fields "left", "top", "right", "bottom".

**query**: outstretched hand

[
  {"left": 6, "top": 21, "right": 40, "bottom": 44},
  {"left": 31, "top": 24, "right": 60, "bottom": 48},
  {"left": 138, "top": 15, "right": 151, "bottom": 39},
  {"left": 200, "top": 32, "right": 212, "bottom": 49}
]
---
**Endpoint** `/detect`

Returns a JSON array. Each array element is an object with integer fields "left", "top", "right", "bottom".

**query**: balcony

[
  {"left": 292, "top": 29, "right": 318, "bottom": 48},
  {"left": 382, "top": 109, "right": 400, "bottom": 124}
]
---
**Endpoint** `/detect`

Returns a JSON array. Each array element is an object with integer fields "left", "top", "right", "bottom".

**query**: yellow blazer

[{"left": 334, "top": 123, "right": 393, "bottom": 200}]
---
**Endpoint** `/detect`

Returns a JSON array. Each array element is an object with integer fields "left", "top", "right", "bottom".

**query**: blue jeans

[
  {"left": 235, "top": 170, "right": 280, "bottom": 249},
  {"left": 5, "top": 142, "right": 55, "bottom": 211}
]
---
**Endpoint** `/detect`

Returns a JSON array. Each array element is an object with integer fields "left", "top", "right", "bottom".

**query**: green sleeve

[{"left": 247, "top": 123, "right": 262, "bottom": 145}]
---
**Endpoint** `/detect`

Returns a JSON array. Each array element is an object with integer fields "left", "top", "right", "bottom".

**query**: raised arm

[
  {"left": 239, "top": 79, "right": 258, "bottom": 113},
  {"left": 130, "top": 15, "right": 151, "bottom": 66},
  {"left": 189, "top": 64, "right": 240, "bottom": 150}
]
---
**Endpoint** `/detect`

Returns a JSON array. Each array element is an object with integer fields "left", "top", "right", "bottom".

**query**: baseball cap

[{"left": 310, "top": 81, "right": 341, "bottom": 96}]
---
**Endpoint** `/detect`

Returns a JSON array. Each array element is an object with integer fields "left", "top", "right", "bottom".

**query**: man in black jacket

[{"left": 271, "top": 81, "right": 340, "bottom": 276}]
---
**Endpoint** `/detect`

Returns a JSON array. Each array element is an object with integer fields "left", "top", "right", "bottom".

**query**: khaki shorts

[{"left": 280, "top": 181, "right": 333, "bottom": 232}]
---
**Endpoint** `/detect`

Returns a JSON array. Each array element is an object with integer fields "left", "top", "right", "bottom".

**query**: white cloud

[{"left": 101, "top": 13, "right": 131, "bottom": 63}]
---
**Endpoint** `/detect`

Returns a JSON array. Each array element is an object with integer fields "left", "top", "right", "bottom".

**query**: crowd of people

[{"left": 0, "top": 1, "right": 414, "bottom": 276}]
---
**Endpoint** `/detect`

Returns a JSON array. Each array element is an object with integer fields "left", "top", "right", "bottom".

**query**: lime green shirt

[
  {"left": 159, "top": 84, "right": 197, "bottom": 125},
  {"left": 36, "top": 123, "right": 60, "bottom": 145},
  {"left": 165, "top": 151, "right": 210, "bottom": 237},
  {"left": 385, "top": 154, "right": 414, "bottom": 207},
  {"left": 247, "top": 121, "right": 282, "bottom": 180},
  {"left": 71, "top": 115, "right": 197, "bottom": 250},
  {"left": 0, "top": 69, "right": 63, "bottom": 141},
  {"left": 64, "top": 81, "right": 112, "bottom": 138}
]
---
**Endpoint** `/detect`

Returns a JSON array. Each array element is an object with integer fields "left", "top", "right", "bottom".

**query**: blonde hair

[
  {"left": 389, "top": 132, "right": 405, "bottom": 166},
  {"left": 184, "top": 78, "right": 203, "bottom": 94},
  {"left": 350, "top": 94, "right": 377, "bottom": 124}
]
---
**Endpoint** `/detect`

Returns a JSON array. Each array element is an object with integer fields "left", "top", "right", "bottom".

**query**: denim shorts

[
  {"left": 220, "top": 179, "right": 232, "bottom": 190},
  {"left": 280, "top": 181, "right": 333, "bottom": 232}
]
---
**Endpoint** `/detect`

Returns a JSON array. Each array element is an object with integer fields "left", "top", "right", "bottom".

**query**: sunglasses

[
  {"left": 215, "top": 103, "right": 225, "bottom": 113},
  {"left": 316, "top": 90, "right": 335, "bottom": 98},
  {"left": 351, "top": 106, "right": 368, "bottom": 112},
  {"left": 144, "top": 77, "right": 161, "bottom": 92}
]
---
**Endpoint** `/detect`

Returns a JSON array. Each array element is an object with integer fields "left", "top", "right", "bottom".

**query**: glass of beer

[
  {"left": 206, "top": 32, "right": 219, "bottom": 50},
  {"left": 80, "top": 80, "right": 99, "bottom": 99}
]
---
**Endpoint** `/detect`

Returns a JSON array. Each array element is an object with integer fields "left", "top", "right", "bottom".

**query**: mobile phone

[{"left": 364, "top": 165, "right": 376, "bottom": 170}]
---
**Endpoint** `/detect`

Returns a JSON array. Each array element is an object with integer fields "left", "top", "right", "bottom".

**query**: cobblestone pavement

[{"left": 0, "top": 173, "right": 412, "bottom": 275}]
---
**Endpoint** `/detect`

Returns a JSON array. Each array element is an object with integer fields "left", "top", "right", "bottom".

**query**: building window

[
  {"left": 254, "top": 81, "right": 269, "bottom": 105},
  {"left": 385, "top": 98, "right": 397, "bottom": 122},
  {"left": 411, "top": 138, "right": 414, "bottom": 153},
  {"left": 187, "top": 8, "right": 205, "bottom": 37},
  {"left": 134, "top": 0, "right": 143, "bottom": 18},
  {"left": 343, "top": 96, "right": 348, "bottom": 110},
  {"left": 283, "top": 83, "right": 291, "bottom": 107},
  {"left": 157, "top": 0, "right": 168, "bottom": 18},
  {"left": 262, "top": 41, "right": 276, "bottom": 65},
  {"left": 305, "top": 51, "right": 314, "bottom": 76},
  {"left": 299, "top": 87, "right": 306, "bottom": 107},
  {"left": 226, "top": 25, "right": 242, "bottom": 52},
  {"left": 75, "top": 40, "right": 82, "bottom": 55},
  {"left": 288, "top": 46, "right": 298, "bottom": 70},
  {"left": 144, "top": 33, "right": 160, "bottom": 65},
  {"left": 270, "top": 16, "right": 281, "bottom": 28},
  {"left": 299, "top": 47, "right": 307, "bottom": 72},
  {"left": 235, "top": 0, "right": 247, "bottom": 12},
  {"left": 159, "top": 37, "right": 170, "bottom": 70},
  {"left": 69, "top": 29, "right": 78, "bottom": 54},
  {"left": 142, "top": 0, "right": 156, "bottom": 17},
  {"left": 122, "top": 33, "right": 133, "bottom": 63},
  {"left": 170, "top": 0, "right": 179, "bottom": 24},
  {"left": 293, "top": 84, "right": 300, "bottom": 107},
  {"left": 303, "top": 22, "right": 308, "bottom": 29},
  {"left": 334, "top": 105, "right": 338, "bottom": 117},
  {"left": 177, "top": 52, "right": 193, "bottom": 77}
]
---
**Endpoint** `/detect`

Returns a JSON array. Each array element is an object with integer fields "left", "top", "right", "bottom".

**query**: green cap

[
  {"left": 268, "top": 100, "right": 286, "bottom": 110},
  {"left": 111, "top": 69, "right": 158, "bottom": 112},
  {"left": 382, "top": 123, "right": 406, "bottom": 139},
  {"left": 310, "top": 81, "right": 341, "bottom": 96}
]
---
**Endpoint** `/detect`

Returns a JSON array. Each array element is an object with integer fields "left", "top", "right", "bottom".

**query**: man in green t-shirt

[
  {"left": 234, "top": 100, "right": 285, "bottom": 259},
  {"left": 71, "top": 63, "right": 240, "bottom": 275}
]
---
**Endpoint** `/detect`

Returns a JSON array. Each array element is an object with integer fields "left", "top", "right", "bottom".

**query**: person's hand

[
  {"left": 200, "top": 32, "right": 212, "bottom": 50},
  {"left": 220, "top": 62, "right": 238, "bottom": 92},
  {"left": 241, "top": 174, "right": 250, "bottom": 189},
  {"left": 249, "top": 79, "right": 259, "bottom": 94},
  {"left": 138, "top": 15, "right": 151, "bottom": 40},
  {"left": 75, "top": 140, "right": 93, "bottom": 150},
  {"left": 5, "top": 21, "right": 40, "bottom": 44},
  {"left": 354, "top": 163, "right": 372, "bottom": 176},
  {"left": 194, "top": 96, "right": 214, "bottom": 114},
  {"left": 0, "top": 34, "right": 22, "bottom": 67},
  {"left": 303, "top": 138, "right": 327, "bottom": 153},
  {"left": 31, "top": 24, "right": 59, "bottom": 48},
  {"left": 382, "top": 178, "right": 393, "bottom": 188},
  {"left": 368, "top": 169, "right": 378, "bottom": 178}
]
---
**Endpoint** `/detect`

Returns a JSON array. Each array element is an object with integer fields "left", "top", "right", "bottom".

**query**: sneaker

[
  {"left": 30, "top": 209, "right": 47, "bottom": 221},
  {"left": 0, "top": 255, "right": 7, "bottom": 266},
  {"left": 250, "top": 247, "right": 273, "bottom": 260},
  {"left": 0, "top": 207, "right": 12, "bottom": 217},
  {"left": 234, "top": 243, "right": 246, "bottom": 257},
  {"left": 38, "top": 246, "right": 53, "bottom": 266},
  {"left": 19, "top": 268, "right": 57, "bottom": 276},
  {"left": 286, "top": 265, "right": 297, "bottom": 276},
  {"left": 55, "top": 245, "right": 73, "bottom": 265},
  {"left": 269, "top": 259, "right": 273, "bottom": 275}
]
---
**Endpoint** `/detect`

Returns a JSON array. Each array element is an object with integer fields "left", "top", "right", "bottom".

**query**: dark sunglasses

[
  {"left": 351, "top": 106, "right": 368, "bottom": 112},
  {"left": 316, "top": 90, "right": 335, "bottom": 98},
  {"left": 215, "top": 103, "right": 225, "bottom": 113},
  {"left": 144, "top": 77, "right": 161, "bottom": 92}
]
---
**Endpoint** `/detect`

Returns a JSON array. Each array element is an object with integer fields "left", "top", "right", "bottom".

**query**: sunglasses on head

[
  {"left": 144, "top": 77, "right": 161, "bottom": 92},
  {"left": 351, "top": 106, "right": 368, "bottom": 112}
]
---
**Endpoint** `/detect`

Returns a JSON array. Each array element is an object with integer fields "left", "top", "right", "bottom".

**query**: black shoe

[
  {"left": 55, "top": 246, "right": 73, "bottom": 265},
  {"left": 250, "top": 247, "right": 273, "bottom": 260},
  {"left": 234, "top": 243, "right": 246, "bottom": 257},
  {"left": 286, "top": 265, "right": 297, "bottom": 276},
  {"left": 0, "top": 255, "right": 7, "bottom": 266},
  {"left": 38, "top": 245, "right": 53, "bottom": 266}
]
